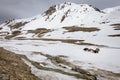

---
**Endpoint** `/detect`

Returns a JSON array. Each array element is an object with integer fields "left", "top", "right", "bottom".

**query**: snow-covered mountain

[
  {"left": 0, "top": 2, "right": 120, "bottom": 80},
  {"left": 0, "top": 2, "right": 120, "bottom": 36},
  {"left": 0, "top": 2, "right": 119, "bottom": 39},
  {"left": 0, "top": 2, "right": 120, "bottom": 48}
]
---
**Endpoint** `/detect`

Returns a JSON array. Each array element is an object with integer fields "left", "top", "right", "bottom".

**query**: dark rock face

[
  {"left": 0, "top": 47, "right": 41, "bottom": 80},
  {"left": 8, "top": 21, "right": 29, "bottom": 30},
  {"left": 89, "top": 5, "right": 104, "bottom": 13},
  {"left": 44, "top": 5, "right": 56, "bottom": 16}
]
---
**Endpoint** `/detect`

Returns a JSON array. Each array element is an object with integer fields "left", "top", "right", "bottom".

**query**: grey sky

[{"left": 0, "top": 0, "right": 120, "bottom": 24}]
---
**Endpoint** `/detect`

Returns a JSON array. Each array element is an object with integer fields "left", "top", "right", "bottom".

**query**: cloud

[{"left": 0, "top": 9, "right": 18, "bottom": 24}]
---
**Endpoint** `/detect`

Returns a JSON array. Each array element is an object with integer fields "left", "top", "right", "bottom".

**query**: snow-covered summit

[
  {"left": 18, "top": 2, "right": 106, "bottom": 31},
  {"left": 103, "top": 6, "right": 120, "bottom": 13},
  {"left": 42, "top": 2, "right": 104, "bottom": 23},
  {"left": 43, "top": 2, "right": 102, "bottom": 16}
]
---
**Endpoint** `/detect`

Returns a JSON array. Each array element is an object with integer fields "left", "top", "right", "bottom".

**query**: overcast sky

[{"left": 0, "top": 0, "right": 120, "bottom": 24}]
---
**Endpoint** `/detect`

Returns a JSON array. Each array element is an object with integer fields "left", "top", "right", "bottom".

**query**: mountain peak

[
  {"left": 43, "top": 2, "right": 75, "bottom": 16},
  {"left": 43, "top": 2, "right": 103, "bottom": 16},
  {"left": 42, "top": 2, "right": 103, "bottom": 23},
  {"left": 61, "top": 2, "right": 74, "bottom": 6}
]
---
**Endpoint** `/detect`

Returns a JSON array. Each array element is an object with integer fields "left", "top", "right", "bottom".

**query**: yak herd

[{"left": 83, "top": 48, "right": 100, "bottom": 53}]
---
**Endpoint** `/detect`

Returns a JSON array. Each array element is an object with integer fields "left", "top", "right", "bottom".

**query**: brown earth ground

[{"left": 0, "top": 47, "right": 41, "bottom": 80}]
